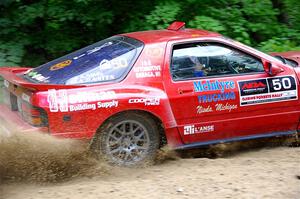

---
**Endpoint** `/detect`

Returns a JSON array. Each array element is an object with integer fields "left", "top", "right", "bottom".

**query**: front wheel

[{"left": 93, "top": 112, "right": 160, "bottom": 166}]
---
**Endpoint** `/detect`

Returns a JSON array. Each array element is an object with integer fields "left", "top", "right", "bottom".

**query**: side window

[{"left": 171, "top": 42, "right": 264, "bottom": 80}]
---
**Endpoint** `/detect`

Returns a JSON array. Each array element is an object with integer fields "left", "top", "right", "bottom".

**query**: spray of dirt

[
  {"left": 0, "top": 119, "right": 295, "bottom": 184},
  {"left": 155, "top": 146, "right": 180, "bottom": 164},
  {"left": 0, "top": 126, "right": 109, "bottom": 183},
  {"left": 0, "top": 124, "right": 181, "bottom": 183},
  {"left": 178, "top": 136, "right": 296, "bottom": 159}
]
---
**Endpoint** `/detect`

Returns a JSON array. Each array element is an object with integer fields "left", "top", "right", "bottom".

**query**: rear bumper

[{"left": 0, "top": 104, "right": 48, "bottom": 135}]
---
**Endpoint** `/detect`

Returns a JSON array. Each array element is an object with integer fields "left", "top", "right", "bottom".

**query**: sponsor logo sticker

[
  {"left": 238, "top": 76, "right": 297, "bottom": 106},
  {"left": 134, "top": 60, "right": 161, "bottom": 78},
  {"left": 196, "top": 105, "right": 213, "bottom": 114},
  {"left": 128, "top": 98, "right": 160, "bottom": 106},
  {"left": 183, "top": 125, "right": 214, "bottom": 135},
  {"left": 50, "top": 60, "right": 72, "bottom": 71},
  {"left": 194, "top": 80, "right": 236, "bottom": 103},
  {"left": 47, "top": 89, "right": 117, "bottom": 112},
  {"left": 145, "top": 48, "right": 163, "bottom": 58}
]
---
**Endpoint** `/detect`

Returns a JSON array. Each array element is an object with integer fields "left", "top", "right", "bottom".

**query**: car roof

[{"left": 121, "top": 28, "right": 221, "bottom": 44}]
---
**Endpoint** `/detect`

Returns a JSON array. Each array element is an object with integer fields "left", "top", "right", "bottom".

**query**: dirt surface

[{"left": 0, "top": 125, "right": 299, "bottom": 199}]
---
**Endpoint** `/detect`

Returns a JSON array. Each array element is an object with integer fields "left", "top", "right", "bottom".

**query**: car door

[{"left": 163, "top": 39, "right": 300, "bottom": 145}]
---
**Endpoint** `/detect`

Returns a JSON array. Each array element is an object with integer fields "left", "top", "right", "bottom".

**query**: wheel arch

[{"left": 90, "top": 109, "right": 168, "bottom": 148}]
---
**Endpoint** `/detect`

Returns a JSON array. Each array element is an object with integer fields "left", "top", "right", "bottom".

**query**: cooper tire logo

[
  {"left": 128, "top": 98, "right": 160, "bottom": 106},
  {"left": 50, "top": 60, "right": 72, "bottom": 71}
]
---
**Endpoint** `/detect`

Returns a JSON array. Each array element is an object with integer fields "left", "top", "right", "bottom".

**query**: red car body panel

[
  {"left": 0, "top": 25, "right": 299, "bottom": 149},
  {"left": 271, "top": 51, "right": 300, "bottom": 65}
]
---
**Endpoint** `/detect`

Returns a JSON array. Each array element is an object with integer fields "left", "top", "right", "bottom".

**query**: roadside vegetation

[{"left": 0, "top": 0, "right": 299, "bottom": 67}]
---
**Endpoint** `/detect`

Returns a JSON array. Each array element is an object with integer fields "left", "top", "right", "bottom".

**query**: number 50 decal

[
  {"left": 268, "top": 76, "right": 296, "bottom": 92},
  {"left": 272, "top": 78, "right": 292, "bottom": 91}
]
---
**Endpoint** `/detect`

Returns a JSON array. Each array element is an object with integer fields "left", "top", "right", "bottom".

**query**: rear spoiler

[{"left": 0, "top": 67, "right": 85, "bottom": 91}]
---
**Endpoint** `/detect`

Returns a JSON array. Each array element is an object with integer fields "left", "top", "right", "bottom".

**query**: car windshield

[{"left": 23, "top": 36, "right": 143, "bottom": 85}]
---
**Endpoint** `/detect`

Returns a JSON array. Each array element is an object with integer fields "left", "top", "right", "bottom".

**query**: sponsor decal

[
  {"left": 50, "top": 60, "right": 72, "bottom": 71},
  {"left": 145, "top": 48, "right": 163, "bottom": 57},
  {"left": 67, "top": 73, "right": 115, "bottom": 84},
  {"left": 194, "top": 80, "right": 236, "bottom": 103},
  {"left": 239, "top": 79, "right": 268, "bottom": 96},
  {"left": 99, "top": 58, "right": 128, "bottom": 70},
  {"left": 69, "top": 103, "right": 96, "bottom": 111},
  {"left": 215, "top": 103, "right": 237, "bottom": 112},
  {"left": 47, "top": 89, "right": 117, "bottom": 112},
  {"left": 134, "top": 60, "right": 161, "bottom": 78},
  {"left": 73, "top": 42, "right": 113, "bottom": 60},
  {"left": 184, "top": 125, "right": 214, "bottom": 135},
  {"left": 27, "top": 71, "right": 38, "bottom": 76},
  {"left": 24, "top": 69, "right": 32, "bottom": 75},
  {"left": 68, "top": 100, "right": 118, "bottom": 112},
  {"left": 193, "top": 80, "right": 235, "bottom": 93},
  {"left": 196, "top": 103, "right": 237, "bottom": 114},
  {"left": 97, "top": 100, "right": 118, "bottom": 108},
  {"left": 87, "top": 42, "right": 113, "bottom": 55},
  {"left": 67, "top": 91, "right": 116, "bottom": 104},
  {"left": 196, "top": 105, "right": 213, "bottom": 114},
  {"left": 128, "top": 98, "right": 160, "bottom": 106},
  {"left": 238, "top": 76, "right": 297, "bottom": 106},
  {"left": 27, "top": 71, "right": 49, "bottom": 82},
  {"left": 30, "top": 73, "right": 49, "bottom": 82},
  {"left": 47, "top": 90, "right": 68, "bottom": 112},
  {"left": 197, "top": 92, "right": 235, "bottom": 103}
]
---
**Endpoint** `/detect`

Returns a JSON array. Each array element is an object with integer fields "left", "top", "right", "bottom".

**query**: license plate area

[
  {"left": 10, "top": 93, "right": 18, "bottom": 111},
  {"left": 1, "top": 87, "right": 16, "bottom": 110},
  {"left": 1, "top": 84, "right": 10, "bottom": 105}
]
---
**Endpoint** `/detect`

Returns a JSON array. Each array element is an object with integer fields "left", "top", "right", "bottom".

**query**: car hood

[{"left": 270, "top": 51, "right": 300, "bottom": 66}]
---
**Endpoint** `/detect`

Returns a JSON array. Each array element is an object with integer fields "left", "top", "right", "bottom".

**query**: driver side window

[{"left": 171, "top": 42, "right": 264, "bottom": 80}]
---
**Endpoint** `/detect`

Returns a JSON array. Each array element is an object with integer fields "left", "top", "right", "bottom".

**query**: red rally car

[{"left": 0, "top": 21, "right": 300, "bottom": 165}]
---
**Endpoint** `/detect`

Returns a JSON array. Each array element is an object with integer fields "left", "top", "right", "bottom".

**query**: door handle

[{"left": 178, "top": 87, "right": 193, "bottom": 94}]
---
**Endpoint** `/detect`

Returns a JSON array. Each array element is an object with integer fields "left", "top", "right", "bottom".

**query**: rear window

[{"left": 23, "top": 36, "right": 143, "bottom": 85}]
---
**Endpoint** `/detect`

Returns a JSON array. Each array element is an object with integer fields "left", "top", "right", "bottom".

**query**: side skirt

[{"left": 175, "top": 131, "right": 297, "bottom": 150}]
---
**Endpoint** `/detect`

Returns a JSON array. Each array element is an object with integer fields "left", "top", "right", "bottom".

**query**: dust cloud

[
  {"left": 0, "top": 122, "right": 299, "bottom": 199},
  {"left": 0, "top": 120, "right": 298, "bottom": 186},
  {"left": 0, "top": 126, "right": 107, "bottom": 183},
  {"left": 0, "top": 124, "right": 179, "bottom": 184}
]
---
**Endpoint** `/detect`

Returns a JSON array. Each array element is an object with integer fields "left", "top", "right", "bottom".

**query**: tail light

[
  {"left": 20, "top": 101, "right": 48, "bottom": 127},
  {"left": 1, "top": 81, "right": 48, "bottom": 127}
]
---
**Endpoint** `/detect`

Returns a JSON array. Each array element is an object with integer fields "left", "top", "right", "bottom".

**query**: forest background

[{"left": 0, "top": 0, "right": 299, "bottom": 67}]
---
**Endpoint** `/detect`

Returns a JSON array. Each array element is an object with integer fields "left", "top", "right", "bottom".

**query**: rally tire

[{"left": 94, "top": 112, "right": 160, "bottom": 166}]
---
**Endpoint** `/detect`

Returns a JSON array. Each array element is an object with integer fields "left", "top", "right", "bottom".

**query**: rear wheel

[{"left": 94, "top": 112, "right": 160, "bottom": 166}]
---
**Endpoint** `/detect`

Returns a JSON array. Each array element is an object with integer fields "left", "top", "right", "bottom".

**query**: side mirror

[{"left": 263, "top": 61, "right": 284, "bottom": 76}]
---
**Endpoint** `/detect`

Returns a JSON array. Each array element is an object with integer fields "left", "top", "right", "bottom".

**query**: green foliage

[
  {"left": 0, "top": 43, "right": 25, "bottom": 66},
  {"left": 0, "top": 0, "right": 299, "bottom": 67},
  {"left": 188, "top": 16, "right": 226, "bottom": 33},
  {"left": 144, "top": 1, "right": 181, "bottom": 30},
  {"left": 258, "top": 38, "right": 300, "bottom": 52}
]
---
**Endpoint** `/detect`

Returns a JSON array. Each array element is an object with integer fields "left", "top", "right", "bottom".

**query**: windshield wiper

[{"left": 273, "top": 55, "right": 287, "bottom": 64}]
